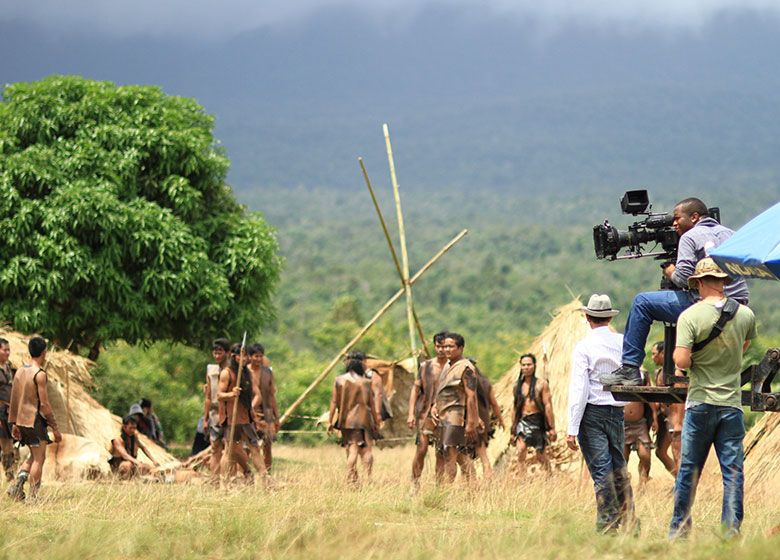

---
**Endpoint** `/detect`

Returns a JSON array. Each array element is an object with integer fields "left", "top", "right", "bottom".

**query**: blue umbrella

[{"left": 710, "top": 201, "right": 780, "bottom": 281}]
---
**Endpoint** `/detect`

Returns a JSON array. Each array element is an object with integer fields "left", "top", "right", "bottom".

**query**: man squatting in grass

[
  {"left": 567, "top": 295, "right": 637, "bottom": 534},
  {"left": 603, "top": 197, "right": 749, "bottom": 387},
  {"left": 407, "top": 332, "right": 448, "bottom": 484},
  {"left": 471, "top": 358, "right": 505, "bottom": 478},
  {"left": 7, "top": 336, "right": 62, "bottom": 501},
  {"left": 432, "top": 333, "right": 478, "bottom": 483},
  {"left": 622, "top": 367, "right": 657, "bottom": 492},
  {"left": 217, "top": 343, "right": 266, "bottom": 481},
  {"left": 0, "top": 338, "right": 18, "bottom": 481},
  {"left": 109, "top": 415, "right": 159, "bottom": 478},
  {"left": 328, "top": 356, "right": 381, "bottom": 483},
  {"left": 511, "top": 353, "right": 556, "bottom": 478},
  {"left": 669, "top": 258, "right": 756, "bottom": 539},
  {"left": 248, "top": 343, "right": 280, "bottom": 474},
  {"left": 652, "top": 341, "right": 685, "bottom": 476}
]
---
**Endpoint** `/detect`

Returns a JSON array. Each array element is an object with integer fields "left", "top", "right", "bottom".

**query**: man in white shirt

[{"left": 566, "top": 294, "right": 636, "bottom": 534}]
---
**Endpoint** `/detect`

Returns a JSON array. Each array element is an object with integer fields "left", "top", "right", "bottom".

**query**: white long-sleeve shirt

[{"left": 567, "top": 326, "right": 626, "bottom": 436}]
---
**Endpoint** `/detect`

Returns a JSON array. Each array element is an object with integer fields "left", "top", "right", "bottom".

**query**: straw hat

[
  {"left": 582, "top": 294, "right": 619, "bottom": 317},
  {"left": 687, "top": 257, "right": 733, "bottom": 289}
]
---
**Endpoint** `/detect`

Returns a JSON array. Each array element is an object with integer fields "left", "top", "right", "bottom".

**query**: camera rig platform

[{"left": 606, "top": 336, "right": 780, "bottom": 412}]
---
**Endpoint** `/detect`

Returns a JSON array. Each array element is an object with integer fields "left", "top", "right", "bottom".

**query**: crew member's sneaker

[{"left": 600, "top": 365, "right": 643, "bottom": 386}]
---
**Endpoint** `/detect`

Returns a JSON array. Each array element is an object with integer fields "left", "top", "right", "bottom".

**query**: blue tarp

[{"left": 710, "top": 201, "right": 780, "bottom": 281}]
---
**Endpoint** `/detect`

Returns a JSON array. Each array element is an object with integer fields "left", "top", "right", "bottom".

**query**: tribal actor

[
  {"left": 652, "top": 341, "right": 684, "bottom": 476},
  {"left": 603, "top": 198, "right": 749, "bottom": 386},
  {"left": 434, "top": 333, "right": 478, "bottom": 483},
  {"left": 248, "top": 343, "right": 280, "bottom": 474},
  {"left": 7, "top": 336, "right": 62, "bottom": 502},
  {"left": 622, "top": 368, "right": 656, "bottom": 492},
  {"left": 567, "top": 295, "right": 636, "bottom": 534},
  {"left": 0, "top": 338, "right": 17, "bottom": 481},
  {"left": 473, "top": 359, "right": 505, "bottom": 478},
  {"left": 512, "top": 353, "right": 556, "bottom": 477},
  {"left": 204, "top": 338, "right": 231, "bottom": 478},
  {"left": 328, "top": 357, "right": 380, "bottom": 483},
  {"left": 109, "top": 415, "right": 159, "bottom": 478},
  {"left": 669, "top": 258, "right": 756, "bottom": 539},
  {"left": 217, "top": 344, "right": 266, "bottom": 481},
  {"left": 407, "top": 332, "right": 448, "bottom": 484}
]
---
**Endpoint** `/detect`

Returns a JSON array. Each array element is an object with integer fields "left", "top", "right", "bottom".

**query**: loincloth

[
  {"left": 436, "top": 422, "right": 475, "bottom": 458},
  {"left": 340, "top": 428, "right": 367, "bottom": 448},
  {"left": 16, "top": 413, "right": 50, "bottom": 448},
  {"left": 624, "top": 418, "right": 653, "bottom": 451},
  {"left": 515, "top": 412, "right": 547, "bottom": 452}
]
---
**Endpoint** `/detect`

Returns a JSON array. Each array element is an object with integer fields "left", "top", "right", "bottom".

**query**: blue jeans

[
  {"left": 622, "top": 289, "right": 692, "bottom": 367},
  {"left": 578, "top": 404, "right": 635, "bottom": 532},
  {"left": 669, "top": 404, "right": 745, "bottom": 538}
]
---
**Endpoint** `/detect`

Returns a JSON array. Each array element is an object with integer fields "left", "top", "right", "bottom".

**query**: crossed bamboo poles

[{"left": 277, "top": 124, "right": 467, "bottom": 426}]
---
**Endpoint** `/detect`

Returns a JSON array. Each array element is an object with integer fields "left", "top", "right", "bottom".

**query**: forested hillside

[{"left": 93, "top": 182, "right": 780, "bottom": 443}]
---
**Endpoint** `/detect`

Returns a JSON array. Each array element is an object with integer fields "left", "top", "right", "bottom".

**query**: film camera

[{"left": 593, "top": 190, "right": 720, "bottom": 289}]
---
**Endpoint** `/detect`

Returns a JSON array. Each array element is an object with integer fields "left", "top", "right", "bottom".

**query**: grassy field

[{"left": 2, "top": 444, "right": 779, "bottom": 559}]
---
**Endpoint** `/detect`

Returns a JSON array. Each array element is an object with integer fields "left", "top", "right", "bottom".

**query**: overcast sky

[{"left": 3, "top": 0, "right": 780, "bottom": 40}]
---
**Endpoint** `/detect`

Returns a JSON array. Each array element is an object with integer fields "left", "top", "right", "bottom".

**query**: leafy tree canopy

[{"left": 0, "top": 75, "right": 282, "bottom": 358}]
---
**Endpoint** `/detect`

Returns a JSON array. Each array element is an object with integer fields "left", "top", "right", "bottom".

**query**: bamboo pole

[
  {"left": 383, "top": 124, "right": 417, "bottom": 354},
  {"left": 224, "top": 333, "right": 247, "bottom": 479},
  {"left": 359, "top": 157, "right": 430, "bottom": 357},
  {"left": 279, "top": 229, "right": 468, "bottom": 426}
]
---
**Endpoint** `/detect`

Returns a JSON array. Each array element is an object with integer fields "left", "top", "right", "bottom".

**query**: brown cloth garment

[
  {"left": 475, "top": 371, "right": 494, "bottom": 444},
  {"left": 436, "top": 357, "right": 474, "bottom": 427},
  {"left": 415, "top": 359, "right": 440, "bottom": 424},
  {"left": 333, "top": 372, "right": 373, "bottom": 430},
  {"left": 0, "top": 362, "right": 14, "bottom": 405},
  {"left": 206, "top": 364, "right": 221, "bottom": 426},
  {"left": 218, "top": 367, "right": 252, "bottom": 426}
]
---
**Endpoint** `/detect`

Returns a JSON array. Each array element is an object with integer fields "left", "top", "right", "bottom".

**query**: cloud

[{"left": 3, "top": 0, "right": 780, "bottom": 41}]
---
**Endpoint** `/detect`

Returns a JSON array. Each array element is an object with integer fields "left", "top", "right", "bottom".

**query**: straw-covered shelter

[
  {"left": 356, "top": 356, "right": 416, "bottom": 447},
  {"left": 488, "top": 298, "right": 590, "bottom": 469},
  {"left": 742, "top": 412, "right": 780, "bottom": 493},
  {"left": 1, "top": 329, "right": 175, "bottom": 481}
]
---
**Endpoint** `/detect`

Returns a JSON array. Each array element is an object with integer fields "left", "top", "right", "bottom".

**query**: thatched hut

[
  {"left": 488, "top": 298, "right": 590, "bottom": 469},
  {"left": 1, "top": 329, "right": 175, "bottom": 480},
  {"left": 366, "top": 356, "right": 417, "bottom": 447}
]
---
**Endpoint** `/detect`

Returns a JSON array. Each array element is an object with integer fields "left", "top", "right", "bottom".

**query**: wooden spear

[
  {"left": 383, "top": 124, "right": 417, "bottom": 354},
  {"left": 278, "top": 229, "right": 468, "bottom": 426},
  {"left": 359, "top": 157, "right": 430, "bottom": 357},
  {"left": 224, "top": 332, "right": 247, "bottom": 478}
]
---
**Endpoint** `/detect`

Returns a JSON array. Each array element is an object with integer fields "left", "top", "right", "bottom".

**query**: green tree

[{"left": 0, "top": 76, "right": 282, "bottom": 358}]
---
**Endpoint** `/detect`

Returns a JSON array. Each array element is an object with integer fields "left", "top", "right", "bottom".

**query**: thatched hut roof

[
  {"left": 488, "top": 298, "right": 590, "bottom": 467},
  {"left": 366, "top": 356, "right": 416, "bottom": 447},
  {"left": 1, "top": 329, "right": 175, "bottom": 480},
  {"left": 742, "top": 412, "right": 780, "bottom": 493}
]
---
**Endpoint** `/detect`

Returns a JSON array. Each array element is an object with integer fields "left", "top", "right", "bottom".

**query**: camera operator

[{"left": 600, "top": 197, "right": 749, "bottom": 386}]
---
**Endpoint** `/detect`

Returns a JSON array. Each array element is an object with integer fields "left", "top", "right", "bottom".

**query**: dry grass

[{"left": 2, "top": 443, "right": 780, "bottom": 559}]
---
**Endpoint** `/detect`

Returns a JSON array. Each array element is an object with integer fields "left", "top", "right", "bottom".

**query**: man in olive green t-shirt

[{"left": 669, "top": 258, "right": 756, "bottom": 539}]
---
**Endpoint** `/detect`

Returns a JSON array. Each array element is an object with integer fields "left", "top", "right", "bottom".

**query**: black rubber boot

[{"left": 7, "top": 470, "right": 28, "bottom": 502}]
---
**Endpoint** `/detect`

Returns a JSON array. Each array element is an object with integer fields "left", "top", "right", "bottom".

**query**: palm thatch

[
  {"left": 1, "top": 329, "right": 175, "bottom": 480},
  {"left": 742, "top": 412, "right": 780, "bottom": 493},
  {"left": 366, "top": 356, "right": 417, "bottom": 447},
  {"left": 488, "top": 298, "right": 590, "bottom": 468}
]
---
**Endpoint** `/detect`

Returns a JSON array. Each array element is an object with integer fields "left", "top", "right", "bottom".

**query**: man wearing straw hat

[
  {"left": 668, "top": 258, "right": 755, "bottom": 539},
  {"left": 566, "top": 295, "right": 636, "bottom": 534}
]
